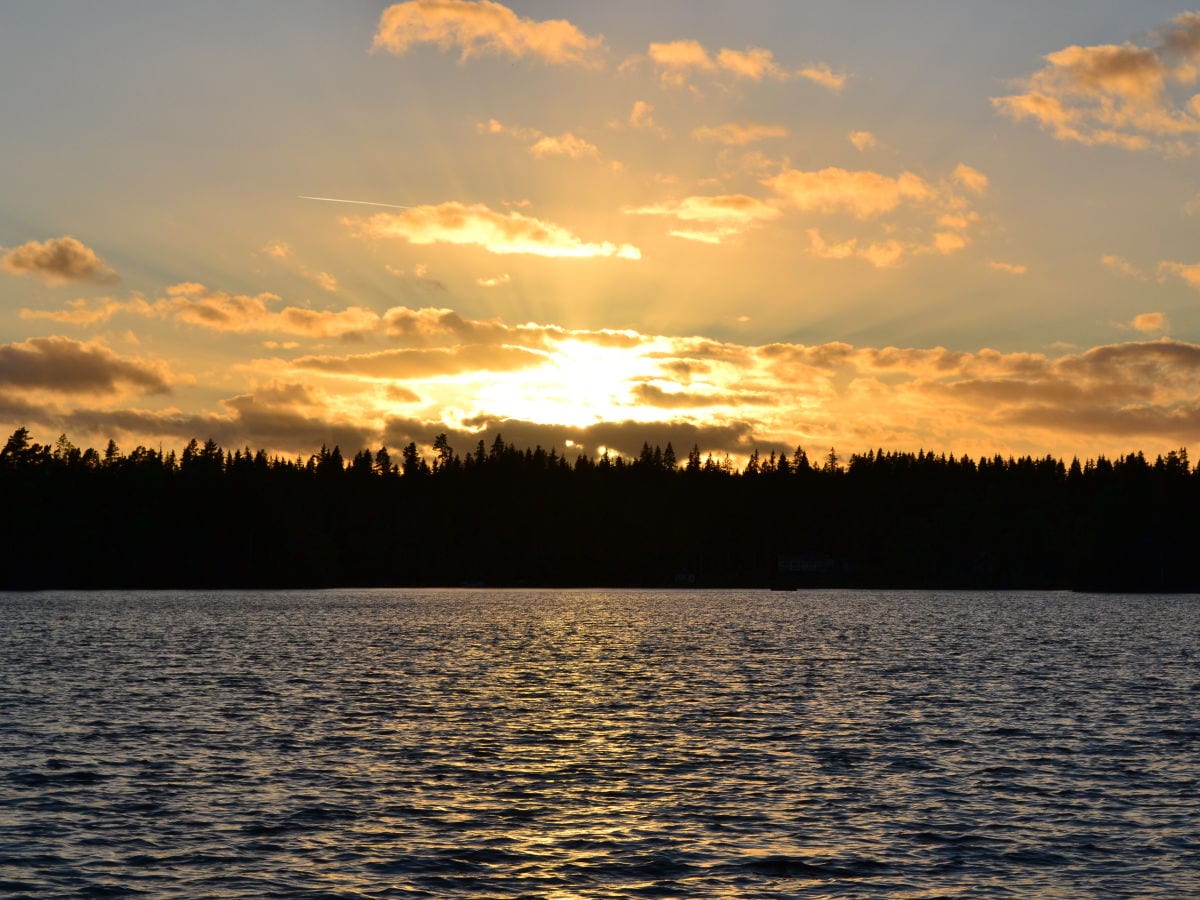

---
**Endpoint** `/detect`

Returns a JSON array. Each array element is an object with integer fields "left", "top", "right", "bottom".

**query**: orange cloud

[
  {"left": 1, "top": 236, "right": 118, "bottom": 286},
  {"left": 796, "top": 62, "right": 846, "bottom": 91},
  {"left": 648, "top": 39, "right": 714, "bottom": 70},
  {"left": 1158, "top": 259, "right": 1200, "bottom": 288},
  {"left": 692, "top": 121, "right": 788, "bottom": 145},
  {"left": 13, "top": 308, "right": 1200, "bottom": 461},
  {"left": 373, "top": 0, "right": 604, "bottom": 67},
  {"left": 293, "top": 344, "right": 547, "bottom": 379},
  {"left": 1131, "top": 312, "right": 1168, "bottom": 333},
  {"left": 529, "top": 132, "right": 599, "bottom": 159},
  {"left": 768, "top": 163, "right": 986, "bottom": 266},
  {"left": 952, "top": 163, "right": 989, "bottom": 195},
  {"left": 766, "top": 166, "right": 933, "bottom": 219},
  {"left": 629, "top": 100, "right": 656, "bottom": 128},
  {"left": 993, "top": 13, "right": 1200, "bottom": 153},
  {"left": 346, "top": 202, "right": 641, "bottom": 259},
  {"left": 645, "top": 39, "right": 844, "bottom": 90}
]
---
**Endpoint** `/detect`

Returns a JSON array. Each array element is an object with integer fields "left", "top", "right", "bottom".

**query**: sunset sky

[{"left": 3, "top": 1, "right": 1200, "bottom": 462}]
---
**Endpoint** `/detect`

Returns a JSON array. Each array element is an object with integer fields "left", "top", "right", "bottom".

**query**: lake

[{"left": 2, "top": 589, "right": 1197, "bottom": 897}]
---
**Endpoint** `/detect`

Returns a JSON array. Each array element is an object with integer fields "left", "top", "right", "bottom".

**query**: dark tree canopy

[{"left": 1, "top": 427, "right": 1195, "bottom": 591}]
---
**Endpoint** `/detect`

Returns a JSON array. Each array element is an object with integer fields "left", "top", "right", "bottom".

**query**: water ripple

[{"left": 1, "top": 589, "right": 1198, "bottom": 897}]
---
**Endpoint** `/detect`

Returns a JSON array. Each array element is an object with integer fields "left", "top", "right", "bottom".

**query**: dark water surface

[{"left": 2, "top": 589, "right": 1198, "bottom": 898}]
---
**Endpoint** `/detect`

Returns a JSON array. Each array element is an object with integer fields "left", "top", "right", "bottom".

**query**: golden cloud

[
  {"left": 529, "top": 132, "right": 599, "bottom": 159},
  {"left": 629, "top": 100, "right": 656, "bottom": 128},
  {"left": 12, "top": 305, "right": 1200, "bottom": 461},
  {"left": 645, "top": 39, "right": 843, "bottom": 90},
  {"left": 768, "top": 163, "right": 986, "bottom": 267},
  {"left": 292, "top": 344, "right": 547, "bottom": 379},
  {"left": 692, "top": 121, "right": 788, "bottom": 145},
  {"left": 22, "top": 284, "right": 378, "bottom": 338},
  {"left": 765, "top": 166, "right": 933, "bottom": 218},
  {"left": 165, "top": 283, "right": 378, "bottom": 336},
  {"left": 346, "top": 202, "right": 641, "bottom": 259},
  {"left": 373, "top": 0, "right": 604, "bottom": 67},
  {"left": 0, "top": 236, "right": 118, "bottom": 286},
  {"left": 625, "top": 194, "right": 782, "bottom": 244},
  {"left": 480, "top": 118, "right": 614, "bottom": 165},
  {"left": 993, "top": 13, "right": 1200, "bottom": 153}
]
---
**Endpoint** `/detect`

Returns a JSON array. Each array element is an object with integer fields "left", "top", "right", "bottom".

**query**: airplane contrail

[{"left": 298, "top": 195, "right": 412, "bottom": 210}]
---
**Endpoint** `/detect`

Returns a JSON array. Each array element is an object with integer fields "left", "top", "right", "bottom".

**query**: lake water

[{"left": 1, "top": 589, "right": 1198, "bottom": 898}]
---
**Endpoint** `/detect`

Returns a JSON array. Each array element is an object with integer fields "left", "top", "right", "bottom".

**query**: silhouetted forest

[{"left": 1, "top": 426, "right": 1196, "bottom": 591}]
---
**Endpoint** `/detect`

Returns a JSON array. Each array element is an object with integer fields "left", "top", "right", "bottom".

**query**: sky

[{"left": 3, "top": 0, "right": 1200, "bottom": 463}]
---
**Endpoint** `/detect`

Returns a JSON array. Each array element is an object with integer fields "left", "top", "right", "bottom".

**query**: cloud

[
  {"left": 952, "top": 163, "right": 989, "bottom": 195},
  {"left": 345, "top": 202, "right": 641, "bottom": 259},
  {"left": 989, "top": 260, "right": 1029, "bottom": 275},
  {"left": 796, "top": 62, "right": 846, "bottom": 91},
  {"left": 0, "top": 337, "right": 170, "bottom": 395},
  {"left": 373, "top": 0, "right": 604, "bottom": 67},
  {"left": 20, "top": 296, "right": 155, "bottom": 326},
  {"left": 1131, "top": 312, "right": 1169, "bottom": 333},
  {"left": 806, "top": 230, "right": 910, "bottom": 268},
  {"left": 22, "top": 284, "right": 378, "bottom": 338},
  {"left": 261, "top": 240, "right": 291, "bottom": 259},
  {"left": 625, "top": 194, "right": 781, "bottom": 243},
  {"left": 293, "top": 344, "right": 547, "bottom": 379},
  {"left": 529, "top": 132, "right": 599, "bottom": 159},
  {"left": 312, "top": 271, "right": 339, "bottom": 292},
  {"left": 931, "top": 232, "right": 969, "bottom": 255},
  {"left": 1101, "top": 254, "right": 1147, "bottom": 279},
  {"left": 993, "top": 12, "right": 1200, "bottom": 154},
  {"left": 767, "top": 163, "right": 986, "bottom": 266},
  {"left": 692, "top": 121, "right": 788, "bottom": 145},
  {"left": 14, "top": 305, "right": 1200, "bottom": 461},
  {"left": 848, "top": 130, "right": 878, "bottom": 151},
  {"left": 164, "top": 283, "right": 377, "bottom": 336},
  {"left": 0, "top": 236, "right": 118, "bottom": 286},
  {"left": 631, "top": 382, "right": 773, "bottom": 408},
  {"left": 1158, "top": 259, "right": 1200, "bottom": 288},
  {"left": 629, "top": 100, "right": 656, "bottom": 128},
  {"left": 481, "top": 118, "right": 615, "bottom": 166},
  {"left": 644, "top": 39, "right": 844, "bottom": 90},
  {"left": 766, "top": 166, "right": 933, "bottom": 218},
  {"left": 476, "top": 273, "right": 510, "bottom": 287},
  {"left": 648, "top": 39, "right": 715, "bottom": 71}
]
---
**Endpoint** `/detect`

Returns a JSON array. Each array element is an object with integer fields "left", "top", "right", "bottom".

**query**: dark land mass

[{"left": 1, "top": 427, "right": 1196, "bottom": 592}]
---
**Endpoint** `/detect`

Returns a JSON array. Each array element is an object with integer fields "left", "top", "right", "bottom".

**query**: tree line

[{"left": 1, "top": 426, "right": 1195, "bottom": 591}]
